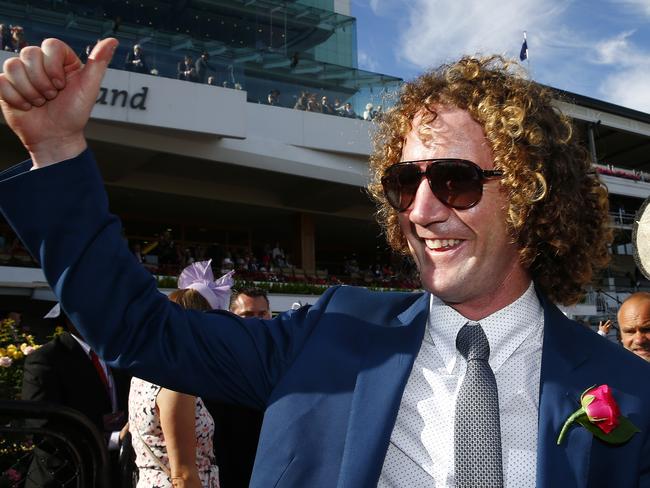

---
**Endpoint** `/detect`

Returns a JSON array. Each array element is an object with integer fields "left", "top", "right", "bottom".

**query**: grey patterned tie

[{"left": 454, "top": 322, "right": 504, "bottom": 488}]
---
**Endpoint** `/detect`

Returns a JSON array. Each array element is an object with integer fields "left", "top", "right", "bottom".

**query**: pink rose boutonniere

[{"left": 557, "top": 384, "right": 640, "bottom": 445}]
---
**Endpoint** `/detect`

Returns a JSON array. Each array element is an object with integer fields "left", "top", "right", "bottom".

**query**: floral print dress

[{"left": 129, "top": 377, "right": 220, "bottom": 487}]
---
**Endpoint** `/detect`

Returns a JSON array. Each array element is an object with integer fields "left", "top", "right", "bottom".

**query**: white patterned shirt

[{"left": 379, "top": 282, "right": 544, "bottom": 487}]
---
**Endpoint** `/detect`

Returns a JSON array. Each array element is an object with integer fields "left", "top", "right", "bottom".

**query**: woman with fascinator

[{"left": 129, "top": 260, "right": 233, "bottom": 488}]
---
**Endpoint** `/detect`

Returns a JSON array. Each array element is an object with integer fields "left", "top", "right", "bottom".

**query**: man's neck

[{"left": 448, "top": 275, "right": 533, "bottom": 321}]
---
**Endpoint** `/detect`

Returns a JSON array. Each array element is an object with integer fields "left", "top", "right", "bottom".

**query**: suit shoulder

[
  {"left": 25, "top": 337, "right": 58, "bottom": 360},
  {"left": 25, "top": 333, "right": 75, "bottom": 364},
  {"left": 567, "top": 318, "right": 650, "bottom": 388},
  {"left": 318, "top": 285, "right": 426, "bottom": 322}
]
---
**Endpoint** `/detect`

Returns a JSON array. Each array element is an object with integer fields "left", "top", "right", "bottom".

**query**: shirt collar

[
  {"left": 70, "top": 333, "right": 91, "bottom": 356},
  {"left": 427, "top": 281, "right": 543, "bottom": 373}
]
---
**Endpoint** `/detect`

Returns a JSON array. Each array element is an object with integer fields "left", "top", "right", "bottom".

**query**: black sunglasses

[{"left": 381, "top": 159, "right": 503, "bottom": 211}]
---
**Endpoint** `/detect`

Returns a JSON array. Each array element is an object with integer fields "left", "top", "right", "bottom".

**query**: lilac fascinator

[{"left": 177, "top": 259, "right": 234, "bottom": 310}]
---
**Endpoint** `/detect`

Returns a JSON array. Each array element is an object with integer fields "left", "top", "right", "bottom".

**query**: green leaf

[{"left": 575, "top": 415, "right": 641, "bottom": 444}]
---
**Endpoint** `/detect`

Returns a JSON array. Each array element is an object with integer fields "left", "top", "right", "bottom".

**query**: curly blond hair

[{"left": 368, "top": 55, "right": 612, "bottom": 305}]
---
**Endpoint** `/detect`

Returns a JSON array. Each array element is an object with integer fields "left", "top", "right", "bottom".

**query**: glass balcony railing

[{"left": 0, "top": 0, "right": 401, "bottom": 115}]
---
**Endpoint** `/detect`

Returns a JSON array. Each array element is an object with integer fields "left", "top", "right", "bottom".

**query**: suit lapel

[
  {"left": 536, "top": 299, "right": 592, "bottom": 488},
  {"left": 60, "top": 332, "right": 112, "bottom": 409},
  {"left": 337, "top": 293, "right": 429, "bottom": 488}
]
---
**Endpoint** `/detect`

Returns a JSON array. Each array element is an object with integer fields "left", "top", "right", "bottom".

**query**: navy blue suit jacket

[{"left": 1, "top": 150, "right": 650, "bottom": 487}]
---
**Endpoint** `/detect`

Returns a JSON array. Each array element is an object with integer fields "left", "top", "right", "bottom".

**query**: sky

[{"left": 351, "top": 0, "right": 650, "bottom": 114}]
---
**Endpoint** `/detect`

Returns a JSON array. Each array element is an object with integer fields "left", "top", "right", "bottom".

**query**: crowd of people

[
  {"left": 0, "top": 21, "right": 381, "bottom": 120},
  {"left": 290, "top": 92, "right": 382, "bottom": 120},
  {"left": 130, "top": 233, "right": 420, "bottom": 289}
]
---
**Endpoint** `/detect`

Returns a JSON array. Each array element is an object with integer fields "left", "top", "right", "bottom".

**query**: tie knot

[{"left": 456, "top": 322, "right": 490, "bottom": 361}]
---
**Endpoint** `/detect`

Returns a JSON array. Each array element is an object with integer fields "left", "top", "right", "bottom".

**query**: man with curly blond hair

[{"left": 1, "top": 38, "right": 649, "bottom": 488}]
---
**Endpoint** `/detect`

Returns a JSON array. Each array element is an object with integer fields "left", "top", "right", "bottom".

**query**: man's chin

[
  {"left": 419, "top": 278, "right": 466, "bottom": 303},
  {"left": 633, "top": 350, "right": 650, "bottom": 362}
]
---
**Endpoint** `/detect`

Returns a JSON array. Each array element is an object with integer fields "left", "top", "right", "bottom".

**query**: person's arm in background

[
  {"left": 598, "top": 319, "right": 612, "bottom": 337},
  {"left": 157, "top": 388, "right": 202, "bottom": 488}
]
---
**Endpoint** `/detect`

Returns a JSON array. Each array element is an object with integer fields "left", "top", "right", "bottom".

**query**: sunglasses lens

[
  {"left": 382, "top": 165, "right": 422, "bottom": 211},
  {"left": 427, "top": 160, "right": 482, "bottom": 209}
]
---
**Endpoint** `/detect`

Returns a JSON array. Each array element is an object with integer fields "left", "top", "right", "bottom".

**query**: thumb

[{"left": 81, "top": 38, "right": 119, "bottom": 88}]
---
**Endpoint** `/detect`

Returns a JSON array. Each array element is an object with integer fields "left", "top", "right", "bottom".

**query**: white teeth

[{"left": 425, "top": 238, "right": 461, "bottom": 250}]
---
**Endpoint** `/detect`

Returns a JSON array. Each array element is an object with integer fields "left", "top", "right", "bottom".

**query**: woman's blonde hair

[{"left": 167, "top": 288, "right": 212, "bottom": 311}]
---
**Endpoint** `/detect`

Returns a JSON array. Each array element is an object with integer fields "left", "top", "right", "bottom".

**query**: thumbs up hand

[{"left": 0, "top": 38, "right": 118, "bottom": 168}]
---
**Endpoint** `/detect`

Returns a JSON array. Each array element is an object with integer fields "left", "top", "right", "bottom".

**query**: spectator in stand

[
  {"left": 221, "top": 252, "right": 234, "bottom": 273},
  {"left": 320, "top": 95, "right": 335, "bottom": 115},
  {"left": 195, "top": 52, "right": 212, "bottom": 84},
  {"left": 271, "top": 242, "right": 286, "bottom": 267},
  {"left": 9, "top": 25, "right": 27, "bottom": 52},
  {"left": 132, "top": 242, "right": 144, "bottom": 264},
  {"left": 183, "top": 248, "right": 195, "bottom": 267},
  {"left": 130, "top": 261, "right": 229, "bottom": 487},
  {"left": 207, "top": 76, "right": 217, "bottom": 86},
  {"left": 617, "top": 292, "right": 650, "bottom": 361},
  {"left": 293, "top": 91, "right": 307, "bottom": 110},
  {"left": 306, "top": 93, "right": 320, "bottom": 112},
  {"left": 363, "top": 103, "right": 374, "bottom": 121},
  {"left": 0, "top": 24, "right": 12, "bottom": 51},
  {"left": 260, "top": 250, "right": 271, "bottom": 272},
  {"left": 338, "top": 102, "right": 357, "bottom": 118},
  {"left": 157, "top": 230, "right": 176, "bottom": 266},
  {"left": 125, "top": 44, "right": 148, "bottom": 74},
  {"left": 266, "top": 89, "right": 280, "bottom": 106},
  {"left": 373, "top": 105, "right": 383, "bottom": 119},
  {"left": 247, "top": 253, "right": 260, "bottom": 272},
  {"left": 177, "top": 55, "right": 197, "bottom": 82}
]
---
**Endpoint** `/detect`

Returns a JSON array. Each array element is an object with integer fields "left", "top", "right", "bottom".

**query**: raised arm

[
  {"left": 0, "top": 37, "right": 335, "bottom": 411},
  {"left": 0, "top": 37, "right": 117, "bottom": 166},
  {"left": 157, "top": 388, "right": 202, "bottom": 488}
]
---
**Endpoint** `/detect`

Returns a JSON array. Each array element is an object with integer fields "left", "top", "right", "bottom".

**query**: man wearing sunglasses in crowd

[{"left": 1, "top": 38, "right": 650, "bottom": 488}]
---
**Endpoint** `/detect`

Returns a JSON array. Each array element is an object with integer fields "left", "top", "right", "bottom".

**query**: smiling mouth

[{"left": 424, "top": 238, "right": 462, "bottom": 251}]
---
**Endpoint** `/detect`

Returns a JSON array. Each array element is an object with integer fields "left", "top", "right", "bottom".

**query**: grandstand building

[{"left": 0, "top": 0, "right": 649, "bottom": 330}]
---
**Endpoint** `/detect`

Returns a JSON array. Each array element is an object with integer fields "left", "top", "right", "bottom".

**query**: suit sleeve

[
  {"left": 22, "top": 351, "right": 62, "bottom": 404},
  {"left": 21, "top": 350, "right": 62, "bottom": 428},
  {"left": 0, "top": 150, "right": 337, "bottom": 409}
]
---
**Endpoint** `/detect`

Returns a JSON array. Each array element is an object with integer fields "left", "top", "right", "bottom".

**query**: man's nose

[
  {"left": 635, "top": 331, "right": 650, "bottom": 343},
  {"left": 408, "top": 177, "right": 451, "bottom": 226}
]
